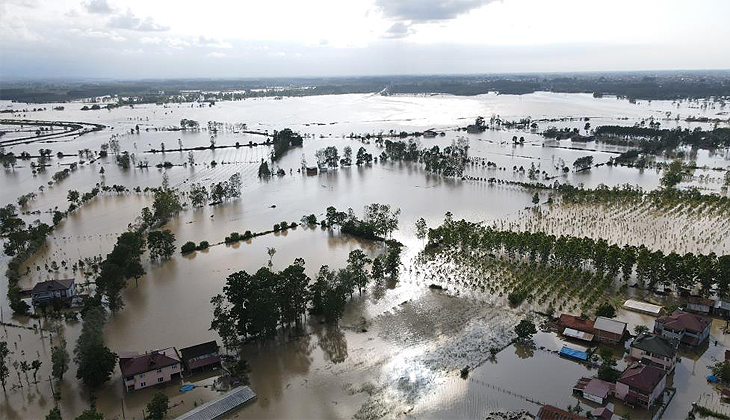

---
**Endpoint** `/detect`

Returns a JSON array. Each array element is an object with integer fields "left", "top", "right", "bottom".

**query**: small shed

[
  {"left": 687, "top": 296, "right": 713, "bottom": 315},
  {"left": 562, "top": 328, "right": 595, "bottom": 342},
  {"left": 594, "top": 317, "right": 627, "bottom": 345}
]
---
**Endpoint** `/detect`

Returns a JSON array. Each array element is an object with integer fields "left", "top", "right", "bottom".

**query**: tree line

[
  {"left": 427, "top": 216, "right": 730, "bottom": 298},
  {"left": 594, "top": 125, "right": 730, "bottom": 153},
  {"left": 211, "top": 246, "right": 402, "bottom": 347}
]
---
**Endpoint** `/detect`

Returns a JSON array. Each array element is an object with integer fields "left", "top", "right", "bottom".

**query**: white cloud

[
  {"left": 69, "top": 28, "right": 126, "bottom": 42},
  {"left": 108, "top": 7, "right": 169, "bottom": 32},
  {"left": 82, "top": 0, "right": 114, "bottom": 15},
  {"left": 140, "top": 36, "right": 162, "bottom": 44},
  {"left": 195, "top": 35, "right": 232, "bottom": 49},
  {"left": 206, "top": 51, "right": 226, "bottom": 58},
  {"left": 166, "top": 37, "right": 190, "bottom": 49}
]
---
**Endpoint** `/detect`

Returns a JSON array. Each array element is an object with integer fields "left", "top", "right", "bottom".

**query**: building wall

[
  {"left": 629, "top": 347, "right": 674, "bottom": 371},
  {"left": 615, "top": 382, "right": 629, "bottom": 400},
  {"left": 124, "top": 363, "right": 181, "bottom": 391}
]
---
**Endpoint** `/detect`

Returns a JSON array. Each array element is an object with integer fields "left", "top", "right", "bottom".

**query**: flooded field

[{"left": 1, "top": 92, "right": 729, "bottom": 419}]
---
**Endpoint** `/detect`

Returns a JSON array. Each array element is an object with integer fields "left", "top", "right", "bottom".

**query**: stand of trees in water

[
  {"left": 595, "top": 126, "right": 730, "bottom": 154},
  {"left": 427, "top": 216, "right": 730, "bottom": 299},
  {"left": 210, "top": 245, "right": 402, "bottom": 346},
  {"left": 373, "top": 138, "right": 470, "bottom": 177}
]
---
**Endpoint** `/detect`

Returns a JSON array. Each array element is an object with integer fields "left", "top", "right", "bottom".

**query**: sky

[{"left": 1, "top": 0, "right": 729, "bottom": 80}]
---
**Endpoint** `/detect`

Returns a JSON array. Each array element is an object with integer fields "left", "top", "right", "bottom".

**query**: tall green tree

[
  {"left": 147, "top": 230, "right": 176, "bottom": 261},
  {"left": 0, "top": 341, "right": 9, "bottom": 392},
  {"left": 73, "top": 306, "right": 118, "bottom": 391},
  {"left": 146, "top": 392, "right": 169, "bottom": 420},
  {"left": 51, "top": 339, "right": 70, "bottom": 381},
  {"left": 347, "top": 250, "right": 371, "bottom": 295}
]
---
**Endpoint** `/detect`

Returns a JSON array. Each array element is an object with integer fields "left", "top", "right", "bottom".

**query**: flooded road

[{"left": 0, "top": 92, "right": 728, "bottom": 419}]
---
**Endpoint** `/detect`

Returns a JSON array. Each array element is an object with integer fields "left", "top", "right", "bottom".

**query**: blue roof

[{"left": 560, "top": 346, "right": 588, "bottom": 361}]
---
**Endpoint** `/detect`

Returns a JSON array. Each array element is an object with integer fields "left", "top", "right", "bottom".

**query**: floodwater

[{"left": 0, "top": 92, "right": 729, "bottom": 419}]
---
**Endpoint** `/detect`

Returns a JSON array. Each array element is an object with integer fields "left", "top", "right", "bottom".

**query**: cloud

[
  {"left": 69, "top": 28, "right": 125, "bottom": 42},
  {"left": 108, "top": 7, "right": 169, "bottom": 32},
  {"left": 82, "top": 0, "right": 113, "bottom": 14},
  {"left": 140, "top": 36, "right": 162, "bottom": 44},
  {"left": 384, "top": 22, "right": 413, "bottom": 39},
  {"left": 166, "top": 37, "right": 190, "bottom": 49},
  {"left": 195, "top": 35, "right": 232, "bottom": 49},
  {"left": 376, "top": 0, "right": 497, "bottom": 22},
  {"left": 206, "top": 51, "right": 226, "bottom": 58}
]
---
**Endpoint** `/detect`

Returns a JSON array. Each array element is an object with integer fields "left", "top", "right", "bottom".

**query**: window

[
  {"left": 158, "top": 377, "right": 164, "bottom": 383},
  {"left": 140, "top": 382, "right": 146, "bottom": 387},
  {"left": 171, "top": 364, "right": 177, "bottom": 370},
  {"left": 140, "top": 373, "right": 145, "bottom": 378},
  {"left": 157, "top": 368, "right": 162, "bottom": 373}
]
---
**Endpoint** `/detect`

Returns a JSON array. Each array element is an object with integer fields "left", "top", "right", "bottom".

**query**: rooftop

[
  {"left": 119, "top": 347, "right": 180, "bottom": 377},
  {"left": 656, "top": 310, "right": 711, "bottom": 334},
  {"left": 594, "top": 316, "right": 627, "bottom": 335},
  {"left": 179, "top": 341, "right": 219, "bottom": 361},
  {"left": 618, "top": 364, "right": 666, "bottom": 394},
  {"left": 536, "top": 405, "right": 588, "bottom": 420},
  {"left": 631, "top": 333, "right": 678, "bottom": 358},
  {"left": 32, "top": 279, "right": 74, "bottom": 293},
  {"left": 559, "top": 314, "right": 595, "bottom": 333}
]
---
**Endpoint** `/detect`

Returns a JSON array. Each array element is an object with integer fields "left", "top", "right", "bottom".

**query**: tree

[
  {"left": 148, "top": 230, "right": 176, "bottom": 261},
  {"left": 572, "top": 156, "right": 594, "bottom": 171},
  {"left": 347, "top": 250, "right": 371, "bottom": 295},
  {"left": 660, "top": 160, "right": 684, "bottom": 189},
  {"left": 0, "top": 341, "right": 9, "bottom": 392},
  {"left": 46, "top": 407, "right": 62, "bottom": 420},
  {"left": 415, "top": 218, "right": 427, "bottom": 242},
  {"left": 31, "top": 359, "right": 41, "bottom": 383},
  {"left": 51, "top": 339, "right": 70, "bottom": 381},
  {"left": 532, "top": 192, "right": 540, "bottom": 205},
  {"left": 595, "top": 303, "right": 616, "bottom": 318},
  {"left": 152, "top": 185, "right": 182, "bottom": 224},
  {"left": 634, "top": 325, "right": 649, "bottom": 335},
  {"left": 67, "top": 190, "right": 80, "bottom": 204},
  {"left": 74, "top": 409, "right": 103, "bottom": 420},
  {"left": 74, "top": 306, "right": 118, "bottom": 391},
  {"left": 515, "top": 319, "right": 537, "bottom": 340},
  {"left": 384, "top": 241, "right": 402, "bottom": 279},
  {"left": 146, "top": 392, "right": 169, "bottom": 420},
  {"left": 258, "top": 160, "right": 271, "bottom": 178},
  {"left": 371, "top": 257, "right": 384, "bottom": 282},
  {"left": 597, "top": 347, "right": 621, "bottom": 382},
  {"left": 181, "top": 241, "right": 196, "bottom": 254},
  {"left": 711, "top": 360, "right": 730, "bottom": 384},
  {"left": 267, "top": 247, "right": 276, "bottom": 268},
  {"left": 277, "top": 258, "right": 310, "bottom": 325},
  {"left": 363, "top": 203, "right": 400, "bottom": 238},
  {"left": 341, "top": 146, "right": 352, "bottom": 166},
  {"left": 189, "top": 183, "right": 208, "bottom": 208}
]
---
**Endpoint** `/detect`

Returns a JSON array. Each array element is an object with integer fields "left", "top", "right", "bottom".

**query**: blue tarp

[
  {"left": 708, "top": 374, "right": 720, "bottom": 383},
  {"left": 179, "top": 384, "right": 197, "bottom": 392},
  {"left": 559, "top": 346, "right": 588, "bottom": 361}
]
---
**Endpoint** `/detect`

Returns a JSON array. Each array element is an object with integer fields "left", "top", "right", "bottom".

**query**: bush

[
  {"left": 280, "top": 221, "right": 288, "bottom": 230},
  {"left": 181, "top": 241, "right": 196, "bottom": 254},
  {"left": 508, "top": 290, "right": 527, "bottom": 306},
  {"left": 243, "top": 231, "right": 253, "bottom": 240},
  {"left": 273, "top": 223, "right": 281, "bottom": 232},
  {"left": 196, "top": 241, "right": 209, "bottom": 250},
  {"left": 225, "top": 232, "right": 241, "bottom": 243},
  {"left": 515, "top": 319, "right": 537, "bottom": 340},
  {"left": 595, "top": 303, "right": 616, "bottom": 318}
]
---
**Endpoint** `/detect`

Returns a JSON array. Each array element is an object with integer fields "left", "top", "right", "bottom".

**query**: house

[
  {"left": 654, "top": 310, "right": 711, "bottom": 347},
  {"left": 687, "top": 296, "right": 714, "bottom": 315},
  {"left": 629, "top": 333, "right": 678, "bottom": 372},
  {"left": 573, "top": 377, "right": 613, "bottom": 404},
  {"left": 535, "top": 405, "right": 588, "bottom": 420},
  {"left": 559, "top": 314, "right": 595, "bottom": 335},
  {"left": 591, "top": 405, "right": 614, "bottom": 420},
  {"left": 119, "top": 348, "right": 182, "bottom": 391},
  {"left": 305, "top": 166, "right": 318, "bottom": 175},
  {"left": 593, "top": 317, "right": 627, "bottom": 345},
  {"left": 422, "top": 130, "right": 438, "bottom": 138},
  {"left": 615, "top": 364, "right": 667, "bottom": 408},
  {"left": 178, "top": 341, "right": 222, "bottom": 373},
  {"left": 31, "top": 279, "right": 75, "bottom": 306}
]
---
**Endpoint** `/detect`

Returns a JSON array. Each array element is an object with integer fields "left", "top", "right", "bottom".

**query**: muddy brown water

[{"left": 0, "top": 93, "right": 728, "bottom": 419}]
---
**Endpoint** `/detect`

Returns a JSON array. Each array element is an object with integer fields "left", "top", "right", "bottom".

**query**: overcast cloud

[{"left": 0, "top": 0, "right": 728, "bottom": 79}]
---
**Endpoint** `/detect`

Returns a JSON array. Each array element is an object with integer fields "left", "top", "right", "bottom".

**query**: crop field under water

[{"left": 0, "top": 92, "right": 729, "bottom": 420}]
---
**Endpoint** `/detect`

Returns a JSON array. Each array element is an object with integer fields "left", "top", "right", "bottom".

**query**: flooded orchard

[{"left": 1, "top": 92, "right": 729, "bottom": 420}]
